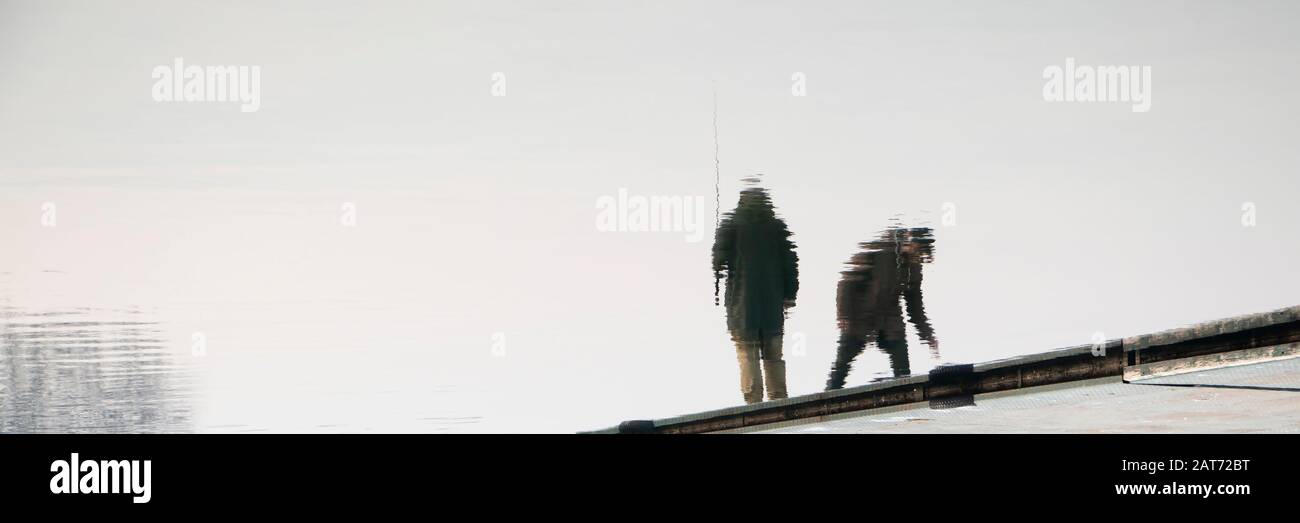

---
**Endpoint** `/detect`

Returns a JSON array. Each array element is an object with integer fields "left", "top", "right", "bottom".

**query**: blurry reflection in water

[
  {"left": 826, "top": 224, "right": 938, "bottom": 390},
  {"left": 0, "top": 306, "right": 194, "bottom": 433}
]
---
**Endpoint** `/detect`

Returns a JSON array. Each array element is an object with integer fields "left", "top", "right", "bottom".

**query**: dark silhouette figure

[
  {"left": 826, "top": 226, "right": 937, "bottom": 390},
  {"left": 713, "top": 179, "right": 799, "bottom": 404}
]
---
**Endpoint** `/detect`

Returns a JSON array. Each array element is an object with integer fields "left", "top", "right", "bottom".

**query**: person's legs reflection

[
  {"left": 878, "top": 329, "right": 911, "bottom": 377},
  {"left": 827, "top": 332, "right": 870, "bottom": 390},
  {"left": 761, "top": 335, "right": 787, "bottom": 400},
  {"left": 735, "top": 338, "right": 764, "bottom": 404}
]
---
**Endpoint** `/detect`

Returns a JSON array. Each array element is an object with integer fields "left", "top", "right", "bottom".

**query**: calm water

[
  {"left": 1, "top": 206, "right": 1296, "bottom": 433},
  {"left": 0, "top": 220, "right": 947, "bottom": 433},
  {"left": 0, "top": 298, "right": 493, "bottom": 433},
  {"left": 4, "top": 2, "right": 1300, "bottom": 432}
]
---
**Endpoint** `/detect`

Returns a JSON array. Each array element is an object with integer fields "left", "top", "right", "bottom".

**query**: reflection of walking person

[
  {"left": 712, "top": 180, "right": 798, "bottom": 404},
  {"left": 826, "top": 227, "right": 937, "bottom": 390}
]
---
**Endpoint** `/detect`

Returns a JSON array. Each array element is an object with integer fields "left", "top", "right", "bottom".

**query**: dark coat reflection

[{"left": 826, "top": 227, "right": 937, "bottom": 390}]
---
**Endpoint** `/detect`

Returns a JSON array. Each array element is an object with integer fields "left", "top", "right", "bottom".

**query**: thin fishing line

[{"left": 713, "top": 81, "right": 720, "bottom": 229}]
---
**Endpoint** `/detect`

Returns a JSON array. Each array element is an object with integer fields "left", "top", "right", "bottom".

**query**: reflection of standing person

[
  {"left": 826, "top": 227, "right": 937, "bottom": 390},
  {"left": 712, "top": 181, "right": 799, "bottom": 404}
]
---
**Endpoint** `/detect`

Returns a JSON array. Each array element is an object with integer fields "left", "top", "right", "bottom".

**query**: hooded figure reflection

[
  {"left": 826, "top": 227, "right": 938, "bottom": 390},
  {"left": 712, "top": 179, "right": 799, "bottom": 404}
]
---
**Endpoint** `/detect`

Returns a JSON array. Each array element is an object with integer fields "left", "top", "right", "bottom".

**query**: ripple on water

[{"left": 0, "top": 306, "right": 194, "bottom": 433}]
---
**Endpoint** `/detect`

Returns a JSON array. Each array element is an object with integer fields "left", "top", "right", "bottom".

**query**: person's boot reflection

[
  {"left": 826, "top": 227, "right": 937, "bottom": 390},
  {"left": 713, "top": 178, "right": 799, "bottom": 404}
]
